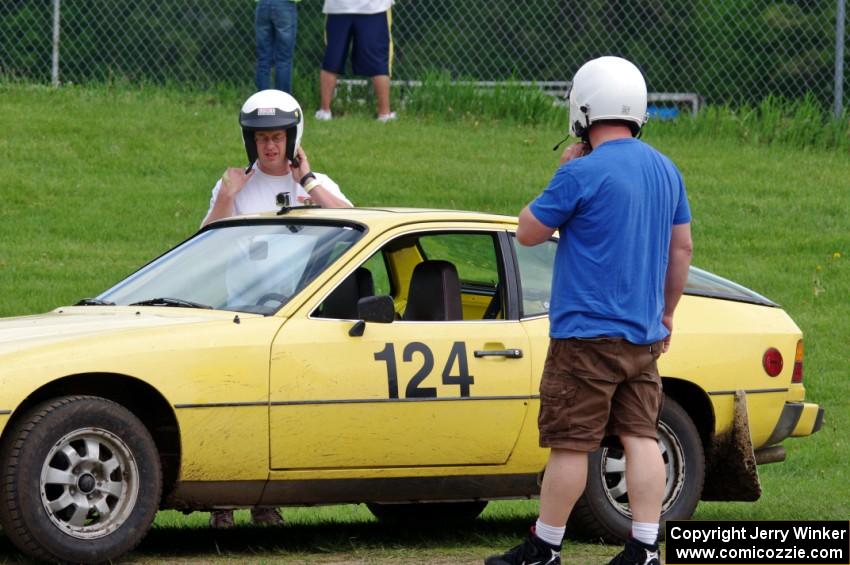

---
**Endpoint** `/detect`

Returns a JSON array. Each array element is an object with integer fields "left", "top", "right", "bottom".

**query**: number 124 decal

[{"left": 374, "top": 341, "right": 474, "bottom": 399}]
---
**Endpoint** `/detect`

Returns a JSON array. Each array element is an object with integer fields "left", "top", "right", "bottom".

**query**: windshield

[
  {"left": 685, "top": 267, "right": 777, "bottom": 307},
  {"left": 99, "top": 221, "right": 364, "bottom": 315}
]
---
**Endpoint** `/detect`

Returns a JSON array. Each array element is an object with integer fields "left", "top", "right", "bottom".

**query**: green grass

[
  {"left": 315, "top": 73, "right": 850, "bottom": 152},
  {"left": 651, "top": 95, "right": 850, "bottom": 151},
  {"left": 0, "top": 82, "right": 848, "bottom": 562}
]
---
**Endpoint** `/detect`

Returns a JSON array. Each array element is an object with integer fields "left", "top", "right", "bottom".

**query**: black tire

[
  {"left": 569, "top": 396, "right": 705, "bottom": 543},
  {"left": 367, "top": 501, "right": 488, "bottom": 524},
  {"left": 0, "top": 395, "right": 162, "bottom": 563}
]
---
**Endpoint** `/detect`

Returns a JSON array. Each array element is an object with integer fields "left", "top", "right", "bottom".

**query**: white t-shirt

[
  {"left": 323, "top": 0, "right": 393, "bottom": 15},
  {"left": 202, "top": 165, "right": 351, "bottom": 226}
]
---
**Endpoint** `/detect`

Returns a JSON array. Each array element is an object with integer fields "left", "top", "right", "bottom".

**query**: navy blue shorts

[{"left": 322, "top": 10, "right": 392, "bottom": 77}]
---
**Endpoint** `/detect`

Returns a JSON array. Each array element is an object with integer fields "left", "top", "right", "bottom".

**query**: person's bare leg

[
  {"left": 538, "top": 447, "right": 588, "bottom": 527},
  {"left": 372, "top": 74, "right": 391, "bottom": 116},
  {"left": 320, "top": 70, "right": 338, "bottom": 112},
  {"left": 620, "top": 435, "right": 665, "bottom": 523}
]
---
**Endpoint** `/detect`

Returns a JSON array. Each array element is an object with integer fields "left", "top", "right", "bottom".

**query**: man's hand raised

[
  {"left": 289, "top": 147, "right": 311, "bottom": 185},
  {"left": 219, "top": 167, "right": 254, "bottom": 199},
  {"left": 559, "top": 142, "right": 591, "bottom": 165}
]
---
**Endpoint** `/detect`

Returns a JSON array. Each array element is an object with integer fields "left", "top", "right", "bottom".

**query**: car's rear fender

[
  {"left": 662, "top": 376, "right": 763, "bottom": 502},
  {"left": 661, "top": 376, "right": 714, "bottom": 449},
  {"left": 0, "top": 372, "right": 181, "bottom": 505}
]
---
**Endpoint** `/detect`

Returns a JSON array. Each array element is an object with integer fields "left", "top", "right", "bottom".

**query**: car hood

[{"left": 0, "top": 306, "right": 262, "bottom": 357}]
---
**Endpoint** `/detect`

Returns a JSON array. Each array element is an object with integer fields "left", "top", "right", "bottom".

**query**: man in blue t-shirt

[{"left": 486, "top": 57, "right": 693, "bottom": 565}]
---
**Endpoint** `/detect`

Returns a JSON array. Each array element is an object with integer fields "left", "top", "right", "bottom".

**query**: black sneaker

[
  {"left": 485, "top": 528, "right": 561, "bottom": 565},
  {"left": 608, "top": 536, "right": 661, "bottom": 565}
]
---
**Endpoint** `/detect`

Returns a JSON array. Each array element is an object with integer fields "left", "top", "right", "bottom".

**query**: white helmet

[
  {"left": 239, "top": 89, "right": 303, "bottom": 167},
  {"left": 568, "top": 56, "right": 648, "bottom": 140}
]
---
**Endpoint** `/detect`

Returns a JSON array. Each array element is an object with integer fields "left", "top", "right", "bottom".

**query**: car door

[
  {"left": 511, "top": 234, "right": 558, "bottom": 393},
  {"left": 268, "top": 226, "right": 532, "bottom": 469}
]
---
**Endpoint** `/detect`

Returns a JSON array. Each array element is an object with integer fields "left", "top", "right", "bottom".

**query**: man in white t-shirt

[
  {"left": 202, "top": 90, "right": 351, "bottom": 529},
  {"left": 203, "top": 89, "right": 352, "bottom": 228}
]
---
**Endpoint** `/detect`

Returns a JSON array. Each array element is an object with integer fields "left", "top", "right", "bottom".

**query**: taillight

[
  {"left": 763, "top": 348, "right": 783, "bottom": 377},
  {"left": 792, "top": 340, "right": 804, "bottom": 383}
]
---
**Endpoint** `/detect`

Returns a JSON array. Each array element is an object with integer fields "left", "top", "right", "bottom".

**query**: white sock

[
  {"left": 535, "top": 518, "right": 565, "bottom": 547},
  {"left": 632, "top": 521, "right": 659, "bottom": 545}
]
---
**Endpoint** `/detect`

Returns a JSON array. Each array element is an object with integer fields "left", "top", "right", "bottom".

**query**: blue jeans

[{"left": 255, "top": 0, "right": 297, "bottom": 93}]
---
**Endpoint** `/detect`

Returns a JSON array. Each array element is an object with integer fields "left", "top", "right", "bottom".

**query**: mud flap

[{"left": 701, "top": 390, "right": 761, "bottom": 501}]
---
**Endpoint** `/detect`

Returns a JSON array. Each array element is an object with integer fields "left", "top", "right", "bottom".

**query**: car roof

[{"left": 213, "top": 207, "right": 520, "bottom": 229}]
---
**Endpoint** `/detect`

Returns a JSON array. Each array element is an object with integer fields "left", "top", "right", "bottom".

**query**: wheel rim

[
  {"left": 599, "top": 420, "right": 686, "bottom": 519},
  {"left": 39, "top": 427, "right": 140, "bottom": 539}
]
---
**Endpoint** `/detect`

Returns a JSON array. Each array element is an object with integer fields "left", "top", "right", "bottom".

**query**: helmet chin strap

[{"left": 577, "top": 110, "right": 592, "bottom": 147}]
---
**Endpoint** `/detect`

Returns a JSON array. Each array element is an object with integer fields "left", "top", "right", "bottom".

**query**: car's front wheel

[
  {"left": 570, "top": 396, "right": 705, "bottom": 542},
  {"left": 0, "top": 395, "right": 162, "bottom": 563}
]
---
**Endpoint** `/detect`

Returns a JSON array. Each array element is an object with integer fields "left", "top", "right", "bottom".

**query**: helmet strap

[
  {"left": 285, "top": 126, "right": 298, "bottom": 166},
  {"left": 573, "top": 121, "right": 591, "bottom": 147},
  {"left": 574, "top": 107, "right": 592, "bottom": 146},
  {"left": 243, "top": 130, "right": 259, "bottom": 169}
]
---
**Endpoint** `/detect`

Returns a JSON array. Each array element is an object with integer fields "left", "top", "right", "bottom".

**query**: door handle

[{"left": 474, "top": 348, "right": 523, "bottom": 359}]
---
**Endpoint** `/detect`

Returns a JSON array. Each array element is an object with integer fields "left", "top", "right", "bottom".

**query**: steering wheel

[{"left": 255, "top": 293, "right": 288, "bottom": 307}]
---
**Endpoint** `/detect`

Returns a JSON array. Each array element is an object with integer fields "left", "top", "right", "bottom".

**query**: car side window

[
  {"left": 512, "top": 235, "right": 556, "bottom": 317},
  {"left": 418, "top": 234, "right": 499, "bottom": 287},
  {"left": 361, "top": 252, "right": 391, "bottom": 296},
  {"left": 415, "top": 233, "right": 503, "bottom": 321},
  {"left": 314, "top": 232, "right": 507, "bottom": 321},
  {"left": 313, "top": 252, "right": 390, "bottom": 320}
]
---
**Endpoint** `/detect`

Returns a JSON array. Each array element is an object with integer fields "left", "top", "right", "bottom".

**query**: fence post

[
  {"left": 51, "top": 0, "right": 61, "bottom": 86},
  {"left": 836, "top": 0, "right": 846, "bottom": 118}
]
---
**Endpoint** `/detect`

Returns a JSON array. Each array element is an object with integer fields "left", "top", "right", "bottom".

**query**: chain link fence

[{"left": 1, "top": 0, "right": 847, "bottom": 114}]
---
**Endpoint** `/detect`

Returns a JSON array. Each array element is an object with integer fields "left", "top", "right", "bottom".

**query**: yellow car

[{"left": 0, "top": 208, "right": 823, "bottom": 562}]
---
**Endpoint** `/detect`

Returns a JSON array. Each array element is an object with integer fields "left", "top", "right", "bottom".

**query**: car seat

[
  {"left": 403, "top": 260, "right": 462, "bottom": 321},
  {"left": 318, "top": 267, "right": 375, "bottom": 319}
]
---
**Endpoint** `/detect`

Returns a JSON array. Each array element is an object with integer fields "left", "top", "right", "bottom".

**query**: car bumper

[
  {"left": 764, "top": 401, "right": 824, "bottom": 446},
  {"left": 791, "top": 402, "right": 824, "bottom": 437}
]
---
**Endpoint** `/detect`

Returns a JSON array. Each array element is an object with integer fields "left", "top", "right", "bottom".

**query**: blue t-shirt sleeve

[
  {"left": 672, "top": 169, "right": 691, "bottom": 225},
  {"left": 529, "top": 167, "right": 583, "bottom": 229}
]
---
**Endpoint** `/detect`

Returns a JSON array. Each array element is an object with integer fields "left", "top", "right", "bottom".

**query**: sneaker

[
  {"left": 209, "top": 509, "right": 235, "bottom": 529},
  {"left": 251, "top": 507, "right": 284, "bottom": 526},
  {"left": 485, "top": 529, "right": 561, "bottom": 565},
  {"left": 315, "top": 109, "right": 333, "bottom": 121},
  {"left": 377, "top": 111, "right": 397, "bottom": 123},
  {"left": 608, "top": 536, "right": 661, "bottom": 565}
]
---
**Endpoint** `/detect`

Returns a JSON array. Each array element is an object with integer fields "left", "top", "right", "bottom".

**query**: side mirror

[{"left": 349, "top": 295, "right": 395, "bottom": 337}]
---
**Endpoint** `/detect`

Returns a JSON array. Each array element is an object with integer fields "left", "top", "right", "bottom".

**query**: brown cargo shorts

[{"left": 538, "top": 337, "right": 664, "bottom": 451}]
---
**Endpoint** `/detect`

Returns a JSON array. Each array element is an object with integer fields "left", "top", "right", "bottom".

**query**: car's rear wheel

[
  {"left": 0, "top": 395, "right": 162, "bottom": 563},
  {"left": 367, "top": 500, "right": 488, "bottom": 523},
  {"left": 570, "top": 396, "right": 705, "bottom": 542}
]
